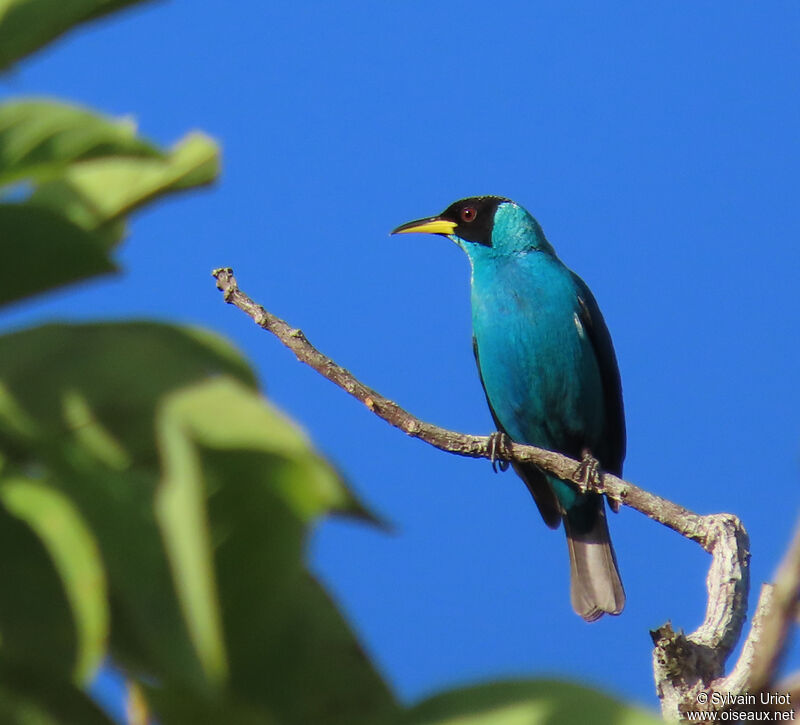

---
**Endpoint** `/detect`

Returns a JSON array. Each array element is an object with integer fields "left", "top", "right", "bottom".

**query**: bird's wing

[
  {"left": 570, "top": 273, "right": 626, "bottom": 475},
  {"left": 473, "top": 337, "right": 561, "bottom": 528}
]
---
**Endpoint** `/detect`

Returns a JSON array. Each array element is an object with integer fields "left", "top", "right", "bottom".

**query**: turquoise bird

[{"left": 392, "top": 196, "right": 625, "bottom": 621}]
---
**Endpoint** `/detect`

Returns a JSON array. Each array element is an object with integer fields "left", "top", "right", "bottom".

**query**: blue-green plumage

[{"left": 393, "top": 196, "right": 625, "bottom": 621}]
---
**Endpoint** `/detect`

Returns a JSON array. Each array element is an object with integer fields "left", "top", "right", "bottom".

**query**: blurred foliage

[
  {"left": 0, "top": 0, "right": 158, "bottom": 71},
  {"left": 0, "top": 2, "right": 662, "bottom": 724}
]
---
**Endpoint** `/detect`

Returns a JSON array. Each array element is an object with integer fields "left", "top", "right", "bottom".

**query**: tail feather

[
  {"left": 563, "top": 498, "right": 625, "bottom": 622},
  {"left": 513, "top": 462, "right": 561, "bottom": 529}
]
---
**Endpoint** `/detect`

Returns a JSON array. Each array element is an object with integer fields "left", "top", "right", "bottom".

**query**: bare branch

[
  {"left": 212, "top": 269, "right": 719, "bottom": 534},
  {"left": 720, "top": 584, "right": 774, "bottom": 695},
  {"left": 212, "top": 266, "right": 755, "bottom": 720},
  {"left": 775, "top": 671, "right": 800, "bottom": 715},
  {"left": 744, "top": 518, "right": 800, "bottom": 693}
]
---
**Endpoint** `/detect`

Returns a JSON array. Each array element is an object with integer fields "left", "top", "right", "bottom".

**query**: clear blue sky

[{"left": 4, "top": 1, "right": 800, "bottom": 719}]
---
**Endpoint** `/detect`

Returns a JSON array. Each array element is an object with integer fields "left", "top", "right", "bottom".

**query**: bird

[{"left": 391, "top": 195, "right": 626, "bottom": 621}]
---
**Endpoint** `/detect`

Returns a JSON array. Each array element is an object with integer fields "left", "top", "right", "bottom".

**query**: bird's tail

[{"left": 562, "top": 496, "right": 625, "bottom": 622}]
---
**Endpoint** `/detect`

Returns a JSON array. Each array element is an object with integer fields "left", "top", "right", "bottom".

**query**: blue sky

[{"left": 4, "top": 0, "right": 800, "bottom": 718}]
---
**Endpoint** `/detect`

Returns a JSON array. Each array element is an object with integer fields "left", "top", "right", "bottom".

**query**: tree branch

[
  {"left": 211, "top": 266, "right": 769, "bottom": 720},
  {"left": 212, "top": 268, "right": 713, "bottom": 537},
  {"left": 743, "top": 517, "right": 800, "bottom": 693}
]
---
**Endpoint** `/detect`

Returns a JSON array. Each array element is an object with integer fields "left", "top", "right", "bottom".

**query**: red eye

[{"left": 460, "top": 206, "right": 477, "bottom": 223}]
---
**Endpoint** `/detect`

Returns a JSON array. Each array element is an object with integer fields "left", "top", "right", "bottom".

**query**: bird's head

[{"left": 391, "top": 196, "right": 553, "bottom": 257}]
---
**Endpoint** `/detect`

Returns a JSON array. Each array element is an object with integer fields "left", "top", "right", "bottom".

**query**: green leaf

[
  {"left": 201, "top": 431, "right": 397, "bottom": 725},
  {"left": 0, "top": 478, "right": 108, "bottom": 683},
  {"left": 0, "top": 203, "right": 115, "bottom": 307},
  {"left": 0, "top": 123, "right": 218, "bottom": 306},
  {"left": 0, "top": 504, "right": 77, "bottom": 675},
  {"left": 0, "top": 99, "right": 161, "bottom": 189},
  {"left": 0, "top": 0, "right": 157, "bottom": 72},
  {"left": 0, "top": 660, "right": 116, "bottom": 725},
  {"left": 0, "top": 322, "right": 255, "bottom": 461},
  {"left": 153, "top": 377, "right": 379, "bottom": 691},
  {"left": 149, "top": 378, "right": 391, "bottom": 723},
  {"left": 398, "top": 681, "right": 663, "bottom": 725},
  {"left": 0, "top": 323, "right": 257, "bottom": 692},
  {"left": 29, "top": 131, "right": 220, "bottom": 246},
  {"left": 155, "top": 390, "right": 229, "bottom": 686},
  {"left": 142, "top": 684, "right": 279, "bottom": 725},
  {"left": 0, "top": 321, "right": 393, "bottom": 721},
  {"left": 159, "top": 377, "right": 374, "bottom": 522}
]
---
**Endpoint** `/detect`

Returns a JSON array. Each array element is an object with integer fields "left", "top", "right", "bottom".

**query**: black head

[
  {"left": 391, "top": 195, "right": 510, "bottom": 246},
  {"left": 439, "top": 196, "right": 510, "bottom": 245}
]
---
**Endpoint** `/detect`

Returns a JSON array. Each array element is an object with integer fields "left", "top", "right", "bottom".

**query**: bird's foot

[
  {"left": 572, "top": 449, "right": 602, "bottom": 492},
  {"left": 572, "top": 450, "right": 620, "bottom": 511},
  {"left": 487, "top": 431, "right": 511, "bottom": 473}
]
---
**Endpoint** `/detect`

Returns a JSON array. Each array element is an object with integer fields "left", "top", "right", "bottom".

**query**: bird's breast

[{"left": 470, "top": 256, "right": 605, "bottom": 456}]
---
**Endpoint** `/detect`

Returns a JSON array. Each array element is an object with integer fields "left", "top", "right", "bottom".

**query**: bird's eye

[{"left": 460, "top": 206, "right": 477, "bottom": 223}]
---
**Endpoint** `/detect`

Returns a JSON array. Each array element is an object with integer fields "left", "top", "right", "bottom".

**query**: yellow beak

[{"left": 390, "top": 217, "right": 457, "bottom": 236}]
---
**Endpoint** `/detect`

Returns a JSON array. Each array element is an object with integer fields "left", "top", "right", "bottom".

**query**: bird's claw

[
  {"left": 572, "top": 449, "right": 601, "bottom": 492},
  {"left": 488, "top": 431, "right": 511, "bottom": 473},
  {"left": 573, "top": 451, "right": 621, "bottom": 511}
]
